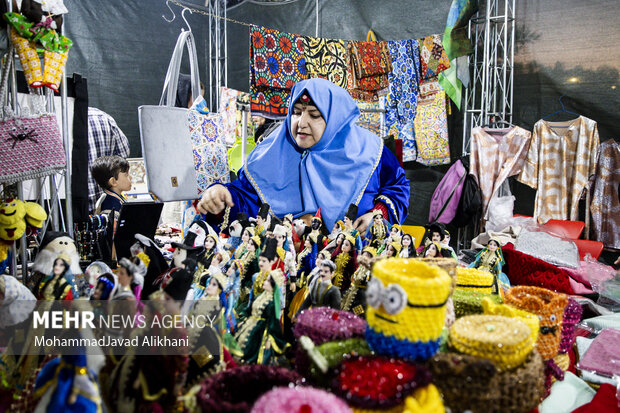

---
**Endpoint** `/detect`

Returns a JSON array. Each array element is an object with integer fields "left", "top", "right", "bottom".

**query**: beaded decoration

[
  {"left": 366, "top": 258, "right": 451, "bottom": 361},
  {"left": 558, "top": 298, "right": 582, "bottom": 354},
  {"left": 251, "top": 386, "right": 352, "bottom": 413},
  {"left": 504, "top": 286, "right": 569, "bottom": 360},
  {"left": 330, "top": 355, "right": 432, "bottom": 411},
  {"left": 449, "top": 315, "right": 536, "bottom": 370},
  {"left": 430, "top": 351, "right": 545, "bottom": 413}
]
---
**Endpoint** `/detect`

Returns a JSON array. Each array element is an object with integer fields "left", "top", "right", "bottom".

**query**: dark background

[{"left": 60, "top": 0, "right": 620, "bottom": 223}]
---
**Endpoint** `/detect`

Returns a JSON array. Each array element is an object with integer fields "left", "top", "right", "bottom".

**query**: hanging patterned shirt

[
  {"left": 518, "top": 116, "right": 599, "bottom": 223},
  {"left": 87, "top": 107, "right": 130, "bottom": 212}
]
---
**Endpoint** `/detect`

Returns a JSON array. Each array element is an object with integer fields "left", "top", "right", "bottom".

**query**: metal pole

[
  {"left": 241, "top": 107, "right": 247, "bottom": 161},
  {"left": 208, "top": 0, "right": 213, "bottom": 109},
  {"left": 61, "top": 47, "right": 72, "bottom": 237}
]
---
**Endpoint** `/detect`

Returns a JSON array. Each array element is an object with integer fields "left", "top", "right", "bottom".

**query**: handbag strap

[
  {"left": 366, "top": 30, "right": 377, "bottom": 42},
  {"left": 159, "top": 30, "right": 201, "bottom": 107},
  {"left": 0, "top": 45, "right": 15, "bottom": 119}
]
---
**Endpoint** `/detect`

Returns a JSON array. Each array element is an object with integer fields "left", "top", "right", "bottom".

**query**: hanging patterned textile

[
  {"left": 249, "top": 26, "right": 307, "bottom": 119},
  {"left": 301, "top": 36, "right": 348, "bottom": 88},
  {"left": 384, "top": 39, "right": 421, "bottom": 162},
  {"left": 589, "top": 139, "right": 620, "bottom": 248},
  {"left": 414, "top": 80, "right": 450, "bottom": 166},
  {"left": 419, "top": 34, "right": 450, "bottom": 80},
  {"left": 219, "top": 86, "right": 250, "bottom": 146},
  {"left": 346, "top": 39, "right": 392, "bottom": 101},
  {"left": 355, "top": 98, "right": 383, "bottom": 137}
]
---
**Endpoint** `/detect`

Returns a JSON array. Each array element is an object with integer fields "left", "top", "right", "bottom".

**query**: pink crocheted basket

[
  {"left": 294, "top": 307, "right": 367, "bottom": 345},
  {"left": 251, "top": 386, "right": 352, "bottom": 413}
]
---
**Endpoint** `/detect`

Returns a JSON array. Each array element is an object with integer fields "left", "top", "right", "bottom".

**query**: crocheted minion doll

[{"left": 366, "top": 258, "right": 452, "bottom": 361}]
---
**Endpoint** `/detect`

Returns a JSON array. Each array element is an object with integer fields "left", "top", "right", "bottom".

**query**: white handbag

[{"left": 138, "top": 30, "right": 203, "bottom": 202}]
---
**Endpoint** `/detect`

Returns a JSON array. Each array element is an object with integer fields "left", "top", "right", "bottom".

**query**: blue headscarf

[{"left": 244, "top": 78, "right": 383, "bottom": 230}]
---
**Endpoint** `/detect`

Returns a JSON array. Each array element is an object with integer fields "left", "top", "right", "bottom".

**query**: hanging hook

[
  {"left": 163, "top": 0, "right": 176, "bottom": 23},
  {"left": 181, "top": 8, "right": 192, "bottom": 32}
]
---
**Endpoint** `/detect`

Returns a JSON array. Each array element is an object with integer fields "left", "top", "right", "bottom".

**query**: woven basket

[
  {"left": 419, "top": 257, "right": 457, "bottom": 328},
  {"left": 452, "top": 289, "right": 503, "bottom": 318},
  {"left": 330, "top": 355, "right": 432, "bottom": 413},
  {"left": 197, "top": 365, "right": 302, "bottom": 412},
  {"left": 430, "top": 351, "right": 545, "bottom": 413},
  {"left": 455, "top": 268, "right": 496, "bottom": 294},
  {"left": 450, "top": 315, "right": 535, "bottom": 370},
  {"left": 482, "top": 297, "right": 540, "bottom": 347},
  {"left": 504, "top": 286, "right": 568, "bottom": 360},
  {"left": 251, "top": 386, "right": 352, "bottom": 413},
  {"left": 366, "top": 258, "right": 452, "bottom": 361}
]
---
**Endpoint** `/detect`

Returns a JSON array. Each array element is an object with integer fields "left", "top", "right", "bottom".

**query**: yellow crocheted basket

[
  {"left": 368, "top": 259, "right": 452, "bottom": 344},
  {"left": 482, "top": 297, "right": 540, "bottom": 346},
  {"left": 449, "top": 315, "right": 535, "bottom": 370},
  {"left": 403, "top": 384, "right": 445, "bottom": 413},
  {"left": 455, "top": 268, "right": 496, "bottom": 294}
]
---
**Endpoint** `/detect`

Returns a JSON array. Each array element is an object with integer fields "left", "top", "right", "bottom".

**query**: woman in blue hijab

[{"left": 198, "top": 78, "right": 409, "bottom": 233}]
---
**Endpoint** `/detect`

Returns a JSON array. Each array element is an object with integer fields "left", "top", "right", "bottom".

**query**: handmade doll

[
  {"left": 341, "top": 246, "right": 376, "bottom": 317},
  {"left": 441, "top": 230, "right": 457, "bottom": 259},
  {"left": 382, "top": 241, "right": 402, "bottom": 258},
  {"left": 399, "top": 233, "right": 417, "bottom": 258},
  {"left": 384, "top": 223, "right": 403, "bottom": 247},
  {"left": 90, "top": 272, "right": 117, "bottom": 301},
  {"left": 423, "top": 241, "right": 445, "bottom": 258},
  {"left": 282, "top": 213, "right": 303, "bottom": 253},
  {"left": 4, "top": 0, "right": 72, "bottom": 92},
  {"left": 128, "top": 234, "right": 166, "bottom": 297},
  {"left": 31, "top": 231, "right": 82, "bottom": 294},
  {"left": 225, "top": 212, "right": 250, "bottom": 253},
  {"left": 83, "top": 261, "right": 113, "bottom": 299},
  {"left": 38, "top": 252, "right": 75, "bottom": 300},
  {"left": 234, "top": 225, "right": 255, "bottom": 260},
  {"left": 240, "top": 237, "right": 280, "bottom": 320},
  {"left": 113, "top": 258, "right": 138, "bottom": 301},
  {"left": 331, "top": 234, "right": 359, "bottom": 293},
  {"left": 234, "top": 269, "right": 287, "bottom": 364},
  {"left": 329, "top": 220, "right": 344, "bottom": 242},
  {"left": 469, "top": 238, "right": 509, "bottom": 292},
  {"left": 255, "top": 203, "right": 271, "bottom": 237},
  {"left": 325, "top": 232, "right": 346, "bottom": 255},
  {"left": 288, "top": 238, "right": 319, "bottom": 318},
  {"left": 343, "top": 203, "right": 363, "bottom": 251},
  {"left": 306, "top": 209, "right": 328, "bottom": 249},
  {"left": 296, "top": 259, "right": 341, "bottom": 315},
  {"left": 198, "top": 234, "right": 219, "bottom": 271},
  {"left": 367, "top": 209, "right": 389, "bottom": 249},
  {"left": 417, "top": 222, "right": 446, "bottom": 255},
  {"left": 273, "top": 224, "right": 296, "bottom": 278},
  {"left": 156, "top": 237, "right": 204, "bottom": 290}
]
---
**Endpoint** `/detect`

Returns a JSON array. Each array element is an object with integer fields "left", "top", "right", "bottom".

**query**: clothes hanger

[
  {"left": 541, "top": 95, "right": 580, "bottom": 121},
  {"left": 163, "top": 0, "right": 176, "bottom": 23},
  {"left": 481, "top": 115, "right": 514, "bottom": 129}
]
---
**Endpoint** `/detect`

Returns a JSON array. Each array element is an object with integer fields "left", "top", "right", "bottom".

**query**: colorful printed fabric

[
  {"left": 219, "top": 86, "right": 251, "bottom": 146},
  {"left": 250, "top": 26, "right": 307, "bottom": 118},
  {"left": 419, "top": 34, "right": 450, "bottom": 80},
  {"left": 251, "top": 26, "right": 307, "bottom": 89},
  {"left": 414, "top": 82, "right": 450, "bottom": 165},
  {"left": 302, "top": 36, "right": 348, "bottom": 88},
  {"left": 355, "top": 98, "right": 384, "bottom": 136},
  {"left": 384, "top": 39, "right": 421, "bottom": 162},
  {"left": 589, "top": 139, "right": 620, "bottom": 249},
  {"left": 346, "top": 40, "right": 392, "bottom": 101},
  {"left": 188, "top": 101, "right": 230, "bottom": 195}
]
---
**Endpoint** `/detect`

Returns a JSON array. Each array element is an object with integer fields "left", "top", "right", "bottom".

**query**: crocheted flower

[{"left": 251, "top": 386, "right": 351, "bottom": 413}]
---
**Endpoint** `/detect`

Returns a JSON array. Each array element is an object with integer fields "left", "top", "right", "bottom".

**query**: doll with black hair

[
  {"left": 367, "top": 209, "right": 390, "bottom": 250},
  {"left": 255, "top": 203, "right": 271, "bottom": 238},
  {"left": 113, "top": 258, "right": 138, "bottom": 301},
  {"left": 273, "top": 224, "right": 297, "bottom": 279},
  {"left": 131, "top": 234, "right": 168, "bottom": 300},
  {"left": 382, "top": 241, "right": 402, "bottom": 258},
  {"left": 341, "top": 246, "right": 376, "bottom": 317},
  {"left": 417, "top": 222, "right": 446, "bottom": 255},
  {"left": 469, "top": 238, "right": 509, "bottom": 292},
  {"left": 331, "top": 234, "right": 359, "bottom": 293},
  {"left": 423, "top": 241, "right": 446, "bottom": 258},
  {"left": 234, "top": 269, "right": 287, "bottom": 364},
  {"left": 38, "top": 253, "right": 75, "bottom": 300},
  {"left": 399, "top": 233, "right": 417, "bottom": 258},
  {"left": 233, "top": 225, "right": 255, "bottom": 260}
]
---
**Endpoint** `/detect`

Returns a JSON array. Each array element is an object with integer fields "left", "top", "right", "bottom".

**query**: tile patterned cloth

[
  {"left": 188, "top": 109, "right": 229, "bottom": 195},
  {"left": 414, "top": 82, "right": 450, "bottom": 165},
  {"left": 518, "top": 116, "right": 600, "bottom": 222},
  {"left": 469, "top": 126, "right": 532, "bottom": 219},
  {"left": 301, "top": 36, "right": 347, "bottom": 88},
  {"left": 419, "top": 34, "right": 450, "bottom": 80},
  {"left": 589, "top": 139, "right": 620, "bottom": 248},
  {"left": 355, "top": 98, "right": 383, "bottom": 137},
  {"left": 346, "top": 40, "right": 392, "bottom": 101},
  {"left": 385, "top": 39, "right": 421, "bottom": 162},
  {"left": 250, "top": 26, "right": 307, "bottom": 118}
]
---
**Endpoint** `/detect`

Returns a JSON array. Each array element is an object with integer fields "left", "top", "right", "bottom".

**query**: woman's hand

[
  {"left": 353, "top": 212, "right": 374, "bottom": 234},
  {"left": 197, "top": 184, "right": 234, "bottom": 215}
]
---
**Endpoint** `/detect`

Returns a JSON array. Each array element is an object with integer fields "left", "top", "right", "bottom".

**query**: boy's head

[{"left": 91, "top": 156, "right": 131, "bottom": 192}]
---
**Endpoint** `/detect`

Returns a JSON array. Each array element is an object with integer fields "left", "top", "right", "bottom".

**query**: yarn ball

[
  {"left": 197, "top": 365, "right": 303, "bottom": 413},
  {"left": 251, "top": 386, "right": 352, "bottom": 413},
  {"left": 294, "top": 307, "right": 367, "bottom": 345}
]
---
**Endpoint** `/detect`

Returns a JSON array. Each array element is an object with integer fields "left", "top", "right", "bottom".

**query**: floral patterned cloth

[
  {"left": 219, "top": 86, "right": 247, "bottom": 146},
  {"left": 250, "top": 26, "right": 307, "bottom": 118},
  {"left": 346, "top": 40, "right": 392, "bottom": 101},
  {"left": 419, "top": 34, "right": 450, "bottom": 80},
  {"left": 355, "top": 98, "right": 384, "bottom": 137},
  {"left": 414, "top": 81, "right": 450, "bottom": 165},
  {"left": 385, "top": 39, "right": 421, "bottom": 162},
  {"left": 301, "top": 36, "right": 348, "bottom": 88}
]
